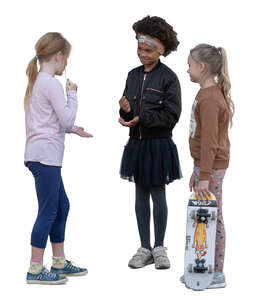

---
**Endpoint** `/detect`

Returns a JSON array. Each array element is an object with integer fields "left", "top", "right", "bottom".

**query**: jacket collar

[{"left": 141, "top": 59, "right": 162, "bottom": 74}]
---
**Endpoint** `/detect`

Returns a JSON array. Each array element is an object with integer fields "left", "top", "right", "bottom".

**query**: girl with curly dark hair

[{"left": 118, "top": 16, "right": 182, "bottom": 270}]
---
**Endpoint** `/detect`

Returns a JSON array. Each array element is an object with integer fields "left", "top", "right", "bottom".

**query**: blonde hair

[
  {"left": 190, "top": 44, "right": 235, "bottom": 127},
  {"left": 24, "top": 32, "right": 71, "bottom": 108}
]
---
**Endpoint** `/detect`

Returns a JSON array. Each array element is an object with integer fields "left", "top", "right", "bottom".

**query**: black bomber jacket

[{"left": 119, "top": 60, "right": 181, "bottom": 139}]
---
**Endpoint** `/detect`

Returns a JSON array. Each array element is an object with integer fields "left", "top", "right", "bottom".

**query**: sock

[
  {"left": 52, "top": 255, "right": 67, "bottom": 269},
  {"left": 29, "top": 259, "right": 43, "bottom": 274}
]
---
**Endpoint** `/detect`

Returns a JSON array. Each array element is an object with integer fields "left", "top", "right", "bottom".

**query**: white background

[{"left": 1, "top": 0, "right": 261, "bottom": 299}]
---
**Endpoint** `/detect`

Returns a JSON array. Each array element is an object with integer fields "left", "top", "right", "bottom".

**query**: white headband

[{"left": 137, "top": 34, "right": 165, "bottom": 55}]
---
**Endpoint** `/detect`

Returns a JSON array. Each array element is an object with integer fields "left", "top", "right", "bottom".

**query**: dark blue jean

[{"left": 27, "top": 162, "right": 70, "bottom": 248}]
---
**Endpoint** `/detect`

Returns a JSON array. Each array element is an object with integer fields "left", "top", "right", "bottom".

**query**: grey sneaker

[
  {"left": 152, "top": 246, "right": 170, "bottom": 269},
  {"left": 207, "top": 272, "right": 226, "bottom": 289},
  {"left": 128, "top": 247, "right": 153, "bottom": 268}
]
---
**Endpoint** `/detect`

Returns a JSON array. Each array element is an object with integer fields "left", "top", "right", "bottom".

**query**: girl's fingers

[
  {"left": 119, "top": 118, "right": 127, "bottom": 126},
  {"left": 205, "top": 190, "right": 212, "bottom": 201},
  {"left": 203, "top": 190, "right": 209, "bottom": 201},
  {"left": 196, "top": 191, "right": 200, "bottom": 201},
  {"left": 199, "top": 191, "right": 205, "bottom": 202},
  {"left": 83, "top": 133, "right": 93, "bottom": 137}
]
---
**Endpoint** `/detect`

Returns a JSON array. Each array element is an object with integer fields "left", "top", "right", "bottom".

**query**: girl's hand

[
  {"left": 119, "top": 96, "right": 131, "bottom": 113},
  {"left": 195, "top": 180, "right": 210, "bottom": 202},
  {"left": 75, "top": 126, "right": 93, "bottom": 138},
  {"left": 66, "top": 79, "right": 78, "bottom": 91},
  {"left": 119, "top": 116, "right": 139, "bottom": 127},
  {"left": 189, "top": 173, "right": 196, "bottom": 192}
]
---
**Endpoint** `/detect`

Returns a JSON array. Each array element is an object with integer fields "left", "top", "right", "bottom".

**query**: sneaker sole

[
  {"left": 181, "top": 278, "right": 226, "bottom": 290},
  {"left": 128, "top": 258, "right": 154, "bottom": 269},
  {"left": 207, "top": 282, "right": 227, "bottom": 289},
  {"left": 26, "top": 278, "right": 68, "bottom": 285},
  {"left": 155, "top": 265, "right": 170, "bottom": 270},
  {"left": 59, "top": 270, "right": 88, "bottom": 277}
]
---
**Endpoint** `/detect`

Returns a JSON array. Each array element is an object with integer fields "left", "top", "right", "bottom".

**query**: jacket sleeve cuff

[
  {"left": 199, "top": 171, "right": 211, "bottom": 181},
  {"left": 119, "top": 108, "right": 134, "bottom": 121},
  {"left": 66, "top": 125, "right": 78, "bottom": 133}
]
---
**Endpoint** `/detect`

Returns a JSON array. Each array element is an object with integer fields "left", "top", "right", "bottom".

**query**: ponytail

[
  {"left": 217, "top": 47, "right": 234, "bottom": 127},
  {"left": 24, "top": 57, "right": 38, "bottom": 108}
]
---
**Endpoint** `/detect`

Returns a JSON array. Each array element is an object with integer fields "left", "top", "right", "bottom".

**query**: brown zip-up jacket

[{"left": 189, "top": 85, "right": 230, "bottom": 180}]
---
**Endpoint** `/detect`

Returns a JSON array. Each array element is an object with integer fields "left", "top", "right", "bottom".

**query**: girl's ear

[
  {"left": 199, "top": 62, "right": 206, "bottom": 73},
  {"left": 54, "top": 51, "right": 63, "bottom": 62}
]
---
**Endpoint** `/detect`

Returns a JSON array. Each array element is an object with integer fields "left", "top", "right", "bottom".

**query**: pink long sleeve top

[{"left": 24, "top": 72, "right": 77, "bottom": 166}]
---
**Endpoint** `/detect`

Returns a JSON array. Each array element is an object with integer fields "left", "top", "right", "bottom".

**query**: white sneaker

[
  {"left": 152, "top": 246, "right": 170, "bottom": 269},
  {"left": 128, "top": 247, "right": 153, "bottom": 268}
]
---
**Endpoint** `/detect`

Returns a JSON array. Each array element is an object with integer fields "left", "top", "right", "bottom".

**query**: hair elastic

[{"left": 35, "top": 55, "right": 39, "bottom": 60}]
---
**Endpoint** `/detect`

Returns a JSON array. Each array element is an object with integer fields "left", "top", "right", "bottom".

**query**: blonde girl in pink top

[{"left": 24, "top": 32, "right": 92, "bottom": 284}]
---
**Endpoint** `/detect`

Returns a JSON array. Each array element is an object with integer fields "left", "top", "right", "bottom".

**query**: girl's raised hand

[
  {"left": 119, "top": 96, "right": 131, "bottom": 113},
  {"left": 75, "top": 126, "right": 93, "bottom": 138},
  {"left": 195, "top": 180, "right": 210, "bottom": 202},
  {"left": 66, "top": 79, "right": 78, "bottom": 91}
]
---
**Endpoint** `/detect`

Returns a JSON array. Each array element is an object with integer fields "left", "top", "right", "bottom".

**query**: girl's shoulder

[
  {"left": 158, "top": 63, "right": 180, "bottom": 85},
  {"left": 127, "top": 65, "right": 143, "bottom": 76},
  {"left": 197, "top": 85, "right": 225, "bottom": 106},
  {"left": 39, "top": 72, "right": 63, "bottom": 90},
  {"left": 36, "top": 73, "right": 64, "bottom": 98}
]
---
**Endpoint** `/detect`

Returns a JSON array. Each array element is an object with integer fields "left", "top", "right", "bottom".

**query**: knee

[{"left": 61, "top": 199, "right": 70, "bottom": 219}]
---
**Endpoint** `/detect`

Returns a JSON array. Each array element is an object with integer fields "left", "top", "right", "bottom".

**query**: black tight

[{"left": 135, "top": 184, "right": 168, "bottom": 250}]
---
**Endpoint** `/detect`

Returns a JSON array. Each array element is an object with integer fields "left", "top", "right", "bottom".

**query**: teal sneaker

[
  {"left": 26, "top": 267, "right": 68, "bottom": 285},
  {"left": 180, "top": 275, "right": 185, "bottom": 284},
  {"left": 51, "top": 260, "right": 88, "bottom": 277},
  {"left": 207, "top": 272, "right": 226, "bottom": 289}
]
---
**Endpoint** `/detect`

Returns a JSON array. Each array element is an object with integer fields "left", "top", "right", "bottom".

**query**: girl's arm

[
  {"left": 119, "top": 78, "right": 134, "bottom": 122},
  {"left": 47, "top": 78, "right": 77, "bottom": 131},
  {"left": 199, "top": 99, "right": 219, "bottom": 180},
  {"left": 139, "top": 75, "right": 181, "bottom": 128}
]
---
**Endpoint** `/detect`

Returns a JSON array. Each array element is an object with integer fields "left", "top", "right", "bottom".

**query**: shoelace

[
  {"left": 134, "top": 249, "right": 149, "bottom": 257},
  {"left": 153, "top": 247, "right": 168, "bottom": 259},
  {"left": 41, "top": 267, "right": 57, "bottom": 279},
  {"left": 65, "top": 261, "right": 81, "bottom": 271}
]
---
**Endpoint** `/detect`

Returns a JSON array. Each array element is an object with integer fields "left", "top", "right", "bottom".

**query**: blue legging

[{"left": 27, "top": 162, "right": 70, "bottom": 248}]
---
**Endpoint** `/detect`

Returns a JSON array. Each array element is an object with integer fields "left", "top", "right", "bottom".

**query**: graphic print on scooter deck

[{"left": 184, "top": 193, "right": 217, "bottom": 290}]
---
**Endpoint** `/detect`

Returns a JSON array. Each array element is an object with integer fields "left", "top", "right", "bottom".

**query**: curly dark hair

[{"left": 132, "top": 15, "right": 179, "bottom": 57}]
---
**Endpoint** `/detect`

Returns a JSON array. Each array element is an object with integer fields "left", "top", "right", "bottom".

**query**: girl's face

[
  {"left": 137, "top": 42, "right": 160, "bottom": 67},
  {"left": 187, "top": 54, "right": 204, "bottom": 83},
  {"left": 55, "top": 52, "right": 68, "bottom": 76}
]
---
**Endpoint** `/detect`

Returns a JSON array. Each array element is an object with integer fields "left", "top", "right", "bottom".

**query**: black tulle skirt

[{"left": 120, "top": 137, "right": 182, "bottom": 187}]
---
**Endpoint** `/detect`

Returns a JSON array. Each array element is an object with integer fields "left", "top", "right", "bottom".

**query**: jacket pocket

[{"left": 143, "top": 88, "right": 164, "bottom": 107}]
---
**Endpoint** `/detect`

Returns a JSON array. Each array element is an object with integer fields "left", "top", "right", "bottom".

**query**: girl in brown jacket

[{"left": 184, "top": 44, "right": 234, "bottom": 289}]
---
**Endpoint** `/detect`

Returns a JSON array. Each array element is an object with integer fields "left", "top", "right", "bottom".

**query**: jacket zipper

[
  {"left": 139, "top": 73, "right": 147, "bottom": 140},
  {"left": 146, "top": 87, "right": 164, "bottom": 93}
]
